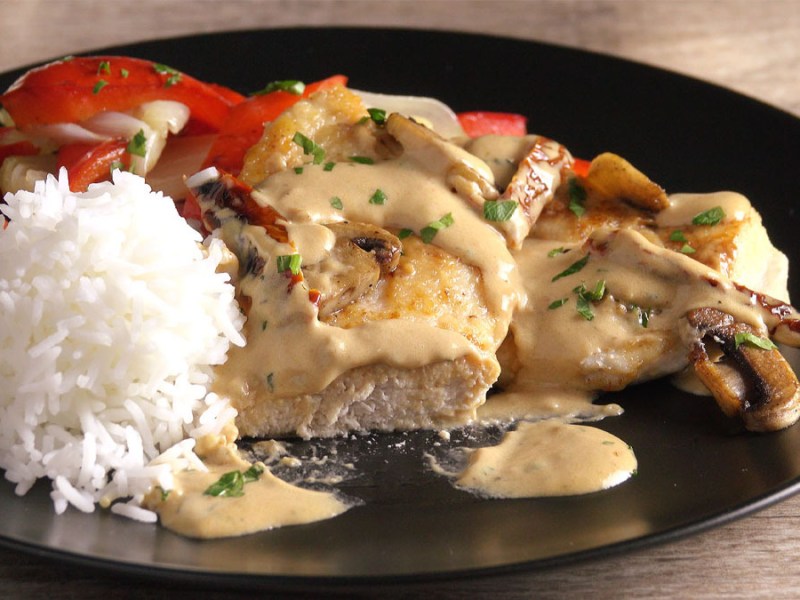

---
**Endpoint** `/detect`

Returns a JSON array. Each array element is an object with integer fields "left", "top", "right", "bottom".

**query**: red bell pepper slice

[
  {"left": 571, "top": 157, "right": 591, "bottom": 178},
  {"left": 457, "top": 111, "right": 528, "bottom": 137},
  {"left": 56, "top": 139, "right": 129, "bottom": 192},
  {"left": 0, "top": 56, "right": 245, "bottom": 133}
]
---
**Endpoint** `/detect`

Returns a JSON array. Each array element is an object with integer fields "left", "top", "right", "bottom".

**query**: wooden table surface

[{"left": 1, "top": 1, "right": 799, "bottom": 598}]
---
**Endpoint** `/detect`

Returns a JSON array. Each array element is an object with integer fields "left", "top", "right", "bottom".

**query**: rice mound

[{"left": 0, "top": 169, "right": 245, "bottom": 518}]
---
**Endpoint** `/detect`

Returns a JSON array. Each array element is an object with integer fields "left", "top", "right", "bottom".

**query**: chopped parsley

[
  {"left": 397, "top": 228, "right": 414, "bottom": 239},
  {"left": 97, "top": 60, "right": 111, "bottom": 75},
  {"left": 367, "top": 107, "right": 387, "bottom": 125},
  {"left": 204, "top": 470, "right": 245, "bottom": 497},
  {"left": 292, "top": 132, "right": 325, "bottom": 164},
  {"left": 568, "top": 177, "right": 587, "bottom": 217},
  {"left": 669, "top": 230, "right": 688, "bottom": 243},
  {"left": 692, "top": 206, "right": 725, "bottom": 226},
  {"left": 92, "top": 79, "right": 108, "bottom": 94},
  {"left": 734, "top": 332, "right": 777, "bottom": 351},
  {"left": 330, "top": 196, "right": 344, "bottom": 210},
  {"left": 573, "top": 281, "right": 606, "bottom": 321},
  {"left": 276, "top": 253, "right": 302, "bottom": 275},
  {"left": 126, "top": 129, "right": 147, "bottom": 157},
  {"left": 293, "top": 166, "right": 304, "bottom": 174},
  {"left": 552, "top": 255, "right": 589, "bottom": 281},
  {"left": 109, "top": 160, "right": 125, "bottom": 176},
  {"left": 153, "top": 63, "right": 182, "bottom": 87},
  {"left": 420, "top": 213, "right": 454, "bottom": 244},
  {"left": 483, "top": 200, "right": 518, "bottom": 222},
  {"left": 323, "top": 161, "right": 336, "bottom": 172},
  {"left": 253, "top": 79, "right": 305, "bottom": 96},
  {"left": 243, "top": 464, "right": 265, "bottom": 483},
  {"left": 669, "top": 229, "right": 696, "bottom": 254},
  {"left": 203, "top": 464, "right": 265, "bottom": 498},
  {"left": 349, "top": 156, "right": 374, "bottom": 165},
  {"left": 547, "top": 246, "right": 568, "bottom": 258},
  {"left": 120, "top": 68, "right": 129, "bottom": 78},
  {"left": 369, "top": 188, "right": 387, "bottom": 205},
  {"left": 548, "top": 298, "right": 568, "bottom": 309}
]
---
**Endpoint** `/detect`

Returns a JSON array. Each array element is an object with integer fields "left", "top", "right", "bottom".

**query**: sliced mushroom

[
  {"left": 686, "top": 307, "right": 800, "bottom": 432},
  {"left": 303, "top": 221, "right": 402, "bottom": 319},
  {"left": 583, "top": 152, "right": 669, "bottom": 212}
]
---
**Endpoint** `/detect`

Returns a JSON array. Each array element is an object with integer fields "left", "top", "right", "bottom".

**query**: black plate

[{"left": 2, "top": 27, "right": 800, "bottom": 590}]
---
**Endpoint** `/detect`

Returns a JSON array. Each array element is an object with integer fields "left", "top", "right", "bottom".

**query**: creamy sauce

[
  {"left": 454, "top": 420, "right": 636, "bottom": 498},
  {"left": 655, "top": 191, "right": 750, "bottom": 228},
  {"left": 145, "top": 430, "right": 349, "bottom": 539}
]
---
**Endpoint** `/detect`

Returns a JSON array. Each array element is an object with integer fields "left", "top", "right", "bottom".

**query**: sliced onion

[
  {"left": 25, "top": 123, "right": 108, "bottom": 148},
  {"left": 352, "top": 90, "right": 465, "bottom": 139},
  {"left": 0, "top": 154, "right": 57, "bottom": 194},
  {"left": 133, "top": 100, "right": 190, "bottom": 136},
  {"left": 146, "top": 134, "right": 215, "bottom": 200}
]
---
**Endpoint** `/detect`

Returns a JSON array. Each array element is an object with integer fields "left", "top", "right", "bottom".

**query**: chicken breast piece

[
  {"left": 532, "top": 153, "right": 789, "bottom": 300},
  {"left": 191, "top": 86, "right": 521, "bottom": 438}
]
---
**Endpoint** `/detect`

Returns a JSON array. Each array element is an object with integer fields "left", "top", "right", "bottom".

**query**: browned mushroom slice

[
  {"left": 686, "top": 307, "right": 800, "bottom": 432},
  {"left": 303, "top": 222, "right": 402, "bottom": 319},
  {"left": 583, "top": 152, "right": 669, "bottom": 212}
]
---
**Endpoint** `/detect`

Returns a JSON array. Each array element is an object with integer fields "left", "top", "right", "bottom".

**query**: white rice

[{"left": 0, "top": 169, "right": 245, "bottom": 518}]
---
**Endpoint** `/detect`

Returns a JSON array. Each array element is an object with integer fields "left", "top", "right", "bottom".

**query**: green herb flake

[
  {"left": 109, "top": 160, "right": 125, "bottom": 176},
  {"left": 547, "top": 247, "right": 568, "bottom": 258},
  {"left": 97, "top": 60, "right": 111, "bottom": 75},
  {"left": 158, "top": 487, "right": 171, "bottom": 501},
  {"left": 420, "top": 213, "right": 455, "bottom": 244},
  {"left": 276, "top": 253, "right": 302, "bottom": 275},
  {"left": 92, "top": 79, "right": 109, "bottom": 94},
  {"left": 669, "top": 230, "right": 688, "bottom": 243},
  {"left": 261, "top": 320, "right": 268, "bottom": 331},
  {"left": 367, "top": 107, "right": 387, "bottom": 125},
  {"left": 680, "top": 243, "right": 696, "bottom": 254},
  {"left": 153, "top": 63, "right": 182, "bottom": 87},
  {"left": 330, "top": 196, "right": 344, "bottom": 210},
  {"left": 575, "top": 293, "right": 594, "bottom": 321},
  {"left": 293, "top": 166, "right": 304, "bottom": 174},
  {"left": 253, "top": 80, "right": 305, "bottom": 96},
  {"left": 292, "top": 131, "right": 325, "bottom": 164},
  {"left": 548, "top": 298, "right": 568, "bottom": 309},
  {"left": 349, "top": 155, "right": 374, "bottom": 165},
  {"left": 568, "top": 177, "right": 587, "bottom": 217},
  {"left": 692, "top": 206, "right": 726, "bottom": 226},
  {"left": 126, "top": 129, "right": 147, "bottom": 157},
  {"left": 483, "top": 200, "right": 518, "bottom": 222},
  {"left": 397, "top": 228, "right": 414, "bottom": 239},
  {"left": 369, "top": 188, "right": 387, "bottom": 205},
  {"left": 243, "top": 464, "right": 265, "bottom": 483},
  {"left": 734, "top": 332, "right": 777, "bottom": 351},
  {"left": 589, "top": 279, "right": 606, "bottom": 300},
  {"left": 204, "top": 470, "right": 245, "bottom": 497},
  {"left": 323, "top": 161, "right": 336, "bottom": 172},
  {"left": 552, "top": 255, "right": 589, "bottom": 282},
  {"left": 572, "top": 280, "right": 606, "bottom": 321},
  {"left": 120, "top": 68, "right": 129, "bottom": 78}
]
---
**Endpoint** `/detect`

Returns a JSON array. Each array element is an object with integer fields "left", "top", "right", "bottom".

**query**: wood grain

[{"left": 1, "top": 1, "right": 799, "bottom": 598}]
